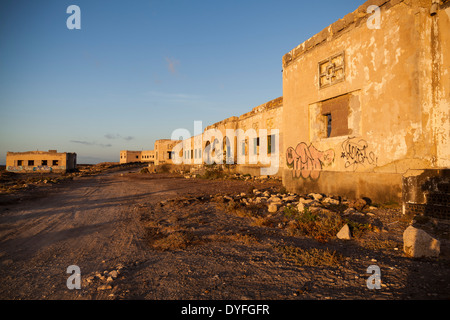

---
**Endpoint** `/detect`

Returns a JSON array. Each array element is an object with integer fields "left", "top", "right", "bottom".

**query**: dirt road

[{"left": 0, "top": 168, "right": 449, "bottom": 301}]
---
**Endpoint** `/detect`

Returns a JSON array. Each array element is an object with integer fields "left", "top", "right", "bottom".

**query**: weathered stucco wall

[
  {"left": 120, "top": 150, "right": 141, "bottom": 164},
  {"left": 282, "top": 0, "right": 450, "bottom": 202},
  {"left": 154, "top": 139, "right": 181, "bottom": 165},
  {"left": 6, "top": 150, "right": 76, "bottom": 173}
]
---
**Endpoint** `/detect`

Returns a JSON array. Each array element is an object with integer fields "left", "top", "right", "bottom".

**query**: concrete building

[
  {"left": 154, "top": 139, "right": 181, "bottom": 165},
  {"left": 120, "top": 140, "right": 180, "bottom": 165},
  {"left": 6, "top": 150, "right": 77, "bottom": 173},
  {"left": 119, "top": 150, "right": 142, "bottom": 164},
  {"left": 141, "top": 150, "right": 156, "bottom": 164},
  {"left": 120, "top": 0, "right": 449, "bottom": 215},
  {"left": 281, "top": 0, "right": 449, "bottom": 204}
]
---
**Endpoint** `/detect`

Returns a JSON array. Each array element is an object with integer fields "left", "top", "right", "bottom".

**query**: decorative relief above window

[{"left": 318, "top": 52, "right": 345, "bottom": 89}]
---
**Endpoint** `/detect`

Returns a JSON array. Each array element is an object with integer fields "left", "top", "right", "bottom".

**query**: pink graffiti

[{"left": 286, "top": 143, "right": 335, "bottom": 180}]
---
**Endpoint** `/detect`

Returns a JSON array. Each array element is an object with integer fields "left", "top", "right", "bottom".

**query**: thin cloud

[
  {"left": 165, "top": 56, "right": 180, "bottom": 74},
  {"left": 70, "top": 140, "right": 112, "bottom": 148},
  {"left": 104, "top": 134, "right": 135, "bottom": 141}
]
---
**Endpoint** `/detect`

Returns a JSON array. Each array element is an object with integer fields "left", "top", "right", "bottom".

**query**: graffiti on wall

[
  {"left": 33, "top": 166, "right": 57, "bottom": 172},
  {"left": 6, "top": 166, "right": 67, "bottom": 173},
  {"left": 341, "top": 137, "right": 377, "bottom": 171},
  {"left": 286, "top": 143, "right": 335, "bottom": 180}
]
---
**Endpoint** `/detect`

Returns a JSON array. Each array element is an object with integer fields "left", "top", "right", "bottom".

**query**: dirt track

[{"left": 0, "top": 168, "right": 449, "bottom": 300}]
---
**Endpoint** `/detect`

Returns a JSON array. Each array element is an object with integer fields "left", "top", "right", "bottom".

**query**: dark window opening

[
  {"left": 42, "top": 160, "right": 48, "bottom": 166},
  {"left": 28, "top": 160, "right": 34, "bottom": 166},
  {"left": 52, "top": 160, "right": 59, "bottom": 166},
  {"left": 326, "top": 114, "right": 332, "bottom": 138},
  {"left": 321, "top": 94, "right": 350, "bottom": 138}
]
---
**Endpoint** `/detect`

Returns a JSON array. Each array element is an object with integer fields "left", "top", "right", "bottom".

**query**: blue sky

[{"left": 0, "top": 0, "right": 364, "bottom": 164}]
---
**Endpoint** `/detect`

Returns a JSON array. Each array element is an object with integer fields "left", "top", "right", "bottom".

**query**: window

[
  {"left": 28, "top": 160, "right": 34, "bottom": 166},
  {"left": 241, "top": 141, "right": 246, "bottom": 156},
  {"left": 268, "top": 134, "right": 276, "bottom": 154},
  {"left": 136, "top": 155, "right": 139, "bottom": 159},
  {"left": 52, "top": 160, "right": 59, "bottom": 166},
  {"left": 191, "top": 150, "right": 193, "bottom": 159},
  {"left": 319, "top": 52, "right": 345, "bottom": 89},
  {"left": 321, "top": 94, "right": 350, "bottom": 138},
  {"left": 325, "top": 114, "right": 332, "bottom": 138},
  {"left": 42, "top": 160, "right": 48, "bottom": 166},
  {"left": 17, "top": 160, "right": 23, "bottom": 166},
  {"left": 167, "top": 151, "right": 172, "bottom": 160}
]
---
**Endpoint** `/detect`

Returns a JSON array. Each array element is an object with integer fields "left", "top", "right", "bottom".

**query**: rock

[
  {"left": 308, "top": 200, "right": 322, "bottom": 207},
  {"left": 309, "top": 193, "right": 323, "bottom": 201},
  {"left": 337, "top": 224, "right": 352, "bottom": 240},
  {"left": 268, "top": 203, "right": 279, "bottom": 213},
  {"left": 268, "top": 196, "right": 282, "bottom": 204},
  {"left": 343, "top": 208, "right": 357, "bottom": 215},
  {"left": 97, "top": 284, "right": 112, "bottom": 291},
  {"left": 297, "top": 202, "right": 305, "bottom": 212},
  {"left": 282, "top": 195, "right": 297, "bottom": 202},
  {"left": 348, "top": 198, "right": 367, "bottom": 211},
  {"left": 299, "top": 198, "right": 314, "bottom": 205},
  {"left": 323, "top": 197, "right": 340, "bottom": 205},
  {"left": 403, "top": 226, "right": 440, "bottom": 258}
]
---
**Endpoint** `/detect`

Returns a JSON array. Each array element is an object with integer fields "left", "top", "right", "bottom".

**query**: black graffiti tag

[{"left": 341, "top": 137, "right": 377, "bottom": 171}]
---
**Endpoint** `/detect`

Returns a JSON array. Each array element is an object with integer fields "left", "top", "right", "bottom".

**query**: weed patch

[{"left": 275, "top": 245, "right": 342, "bottom": 267}]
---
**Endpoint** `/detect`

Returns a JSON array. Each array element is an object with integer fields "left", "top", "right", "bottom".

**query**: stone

[
  {"left": 299, "top": 198, "right": 314, "bottom": 205},
  {"left": 97, "top": 285, "right": 112, "bottom": 291},
  {"left": 309, "top": 193, "right": 323, "bottom": 201},
  {"left": 348, "top": 198, "right": 367, "bottom": 211},
  {"left": 297, "top": 202, "right": 305, "bottom": 212},
  {"left": 268, "top": 196, "right": 282, "bottom": 204},
  {"left": 282, "top": 195, "right": 297, "bottom": 202},
  {"left": 403, "top": 226, "right": 440, "bottom": 258},
  {"left": 337, "top": 224, "right": 352, "bottom": 240},
  {"left": 323, "top": 197, "right": 340, "bottom": 205},
  {"left": 268, "top": 203, "right": 279, "bottom": 213},
  {"left": 343, "top": 208, "right": 357, "bottom": 215}
]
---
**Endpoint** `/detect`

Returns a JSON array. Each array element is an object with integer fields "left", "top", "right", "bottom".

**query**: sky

[{"left": 0, "top": 0, "right": 364, "bottom": 164}]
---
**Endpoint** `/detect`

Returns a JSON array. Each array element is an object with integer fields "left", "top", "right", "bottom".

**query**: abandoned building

[
  {"left": 6, "top": 150, "right": 77, "bottom": 173},
  {"left": 121, "top": 0, "right": 449, "bottom": 216},
  {"left": 119, "top": 150, "right": 142, "bottom": 164},
  {"left": 281, "top": 0, "right": 449, "bottom": 211},
  {"left": 120, "top": 140, "right": 180, "bottom": 166}
]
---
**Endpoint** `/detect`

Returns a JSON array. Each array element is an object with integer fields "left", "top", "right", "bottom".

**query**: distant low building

[
  {"left": 6, "top": 150, "right": 77, "bottom": 173},
  {"left": 120, "top": 140, "right": 181, "bottom": 165},
  {"left": 119, "top": 150, "right": 142, "bottom": 164}
]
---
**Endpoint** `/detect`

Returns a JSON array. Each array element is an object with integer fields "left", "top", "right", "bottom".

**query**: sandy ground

[{"left": 0, "top": 167, "right": 449, "bottom": 302}]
